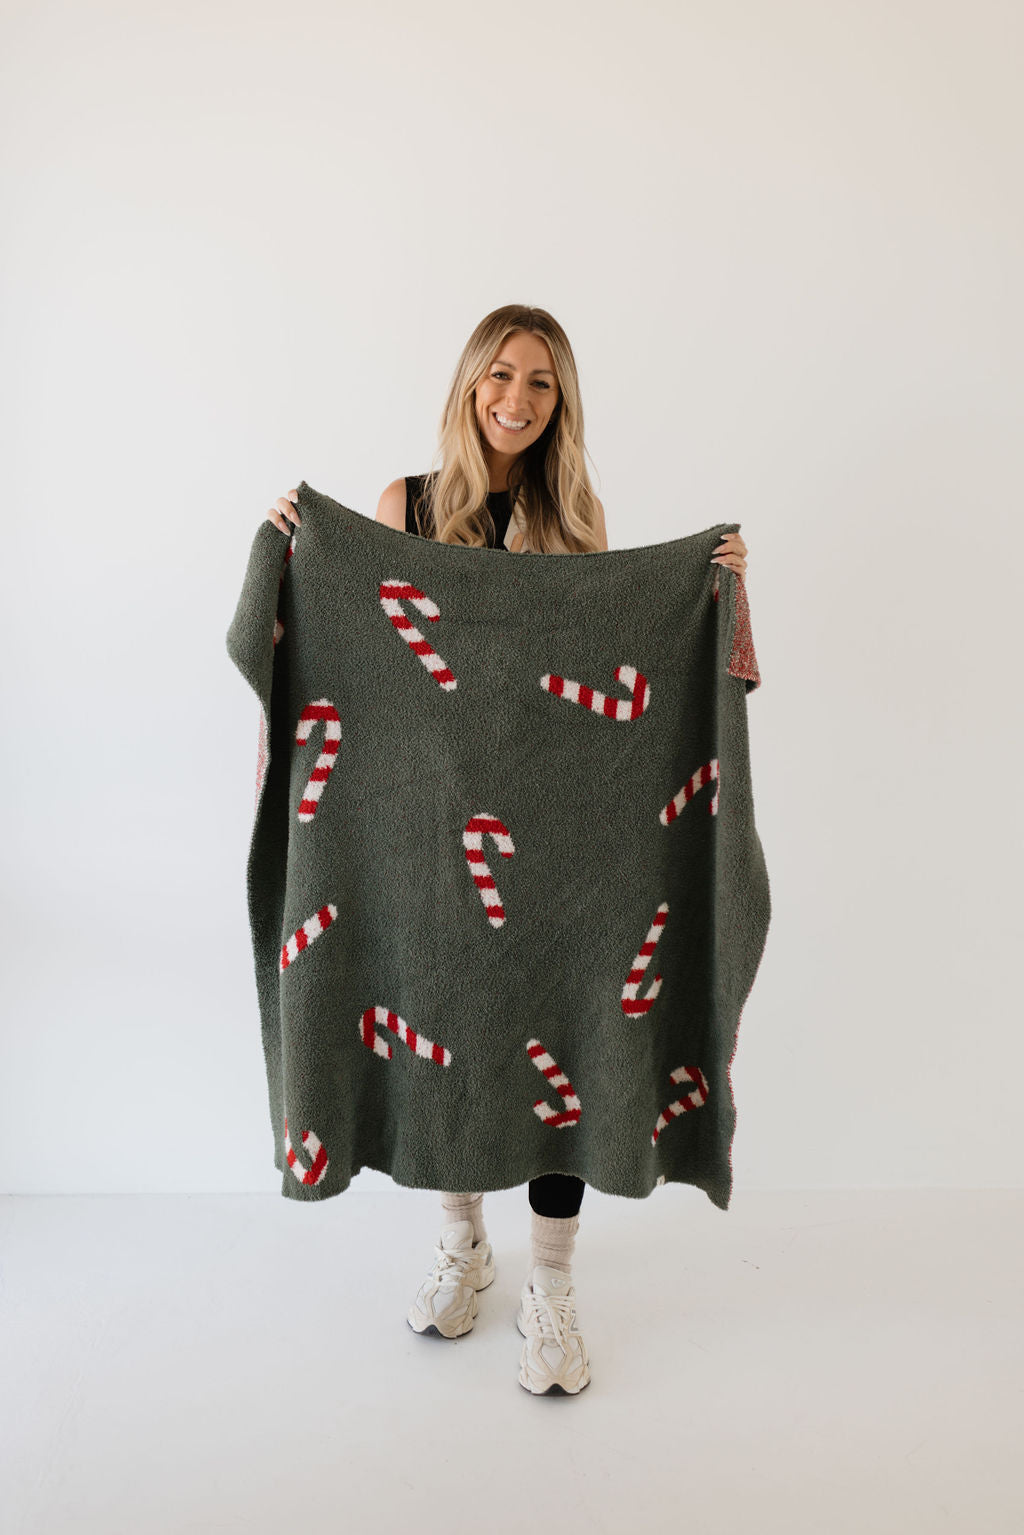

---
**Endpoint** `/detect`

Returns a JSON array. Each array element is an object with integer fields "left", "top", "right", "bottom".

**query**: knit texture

[
  {"left": 530, "top": 1210, "right": 580, "bottom": 1275},
  {"left": 225, "top": 481, "right": 771, "bottom": 1210},
  {"left": 440, "top": 1191, "right": 487, "bottom": 1244}
]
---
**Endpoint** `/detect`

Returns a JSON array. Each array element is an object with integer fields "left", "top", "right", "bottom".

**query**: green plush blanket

[{"left": 225, "top": 481, "right": 770, "bottom": 1209}]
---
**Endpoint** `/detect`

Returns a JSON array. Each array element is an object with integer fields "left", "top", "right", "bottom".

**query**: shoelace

[
  {"left": 522, "top": 1286, "right": 576, "bottom": 1347},
  {"left": 430, "top": 1241, "right": 479, "bottom": 1286}
]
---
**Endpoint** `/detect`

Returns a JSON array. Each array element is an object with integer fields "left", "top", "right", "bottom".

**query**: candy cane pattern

[
  {"left": 462, "top": 813, "right": 515, "bottom": 927},
  {"left": 526, "top": 1038, "right": 581, "bottom": 1128},
  {"left": 621, "top": 900, "right": 669, "bottom": 1016},
  {"left": 280, "top": 902, "right": 338, "bottom": 973},
  {"left": 651, "top": 1065, "right": 709, "bottom": 1145},
  {"left": 359, "top": 1004, "right": 452, "bottom": 1066},
  {"left": 272, "top": 533, "right": 297, "bottom": 648},
  {"left": 295, "top": 699, "right": 341, "bottom": 822},
  {"left": 284, "top": 1114, "right": 329, "bottom": 1186},
  {"left": 660, "top": 758, "right": 720, "bottom": 822},
  {"left": 540, "top": 662, "right": 650, "bottom": 720},
  {"left": 379, "top": 579, "right": 457, "bottom": 690}
]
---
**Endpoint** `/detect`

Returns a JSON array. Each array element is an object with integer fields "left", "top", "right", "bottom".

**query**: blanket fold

[{"left": 225, "top": 481, "right": 770, "bottom": 1209}]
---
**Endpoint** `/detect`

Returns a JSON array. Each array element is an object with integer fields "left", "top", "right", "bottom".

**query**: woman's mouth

[{"left": 493, "top": 412, "right": 529, "bottom": 433}]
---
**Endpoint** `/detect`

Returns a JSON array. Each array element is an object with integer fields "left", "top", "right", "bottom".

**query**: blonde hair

[{"left": 408, "top": 304, "right": 604, "bottom": 554}]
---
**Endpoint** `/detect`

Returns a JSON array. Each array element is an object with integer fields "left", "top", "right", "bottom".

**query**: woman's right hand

[{"left": 266, "top": 489, "right": 301, "bottom": 534}]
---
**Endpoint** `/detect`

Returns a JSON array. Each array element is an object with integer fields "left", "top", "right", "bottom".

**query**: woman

[{"left": 266, "top": 304, "right": 749, "bottom": 1396}]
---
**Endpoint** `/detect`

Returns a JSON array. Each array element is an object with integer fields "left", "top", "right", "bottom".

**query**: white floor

[{"left": 2, "top": 1186, "right": 1020, "bottom": 1534}]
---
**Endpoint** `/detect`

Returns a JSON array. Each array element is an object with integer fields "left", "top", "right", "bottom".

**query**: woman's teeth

[{"left": 494, "top": 413, "right": 528, "bottom": 432}]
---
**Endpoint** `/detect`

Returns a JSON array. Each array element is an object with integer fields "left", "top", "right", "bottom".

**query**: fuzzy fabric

[{"left": 225, "top": 481, "right": 771, "bottom": 1209}]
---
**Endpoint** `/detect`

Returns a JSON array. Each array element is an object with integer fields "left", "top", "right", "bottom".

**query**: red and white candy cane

[
  {"left": 462, "top": 813, "right": 515, "bottom": 927},
  {"left": 280, "top": 902, "right": 338, "bottom": 973},
  {"left": 526, "top": 1038, "right": 581, "bottom": 1128},
  {"left": 621, "top": 900, "right": 669, "bottom": 1016},
  {"left": 659, "top": 758, "right": 720, "bottom": 822},
  {"left": 360, "top": 1004, "right": 452, "bottom": 1066},
  {"left": 651, "top": 1064, "right": 709, "bottom": 1145},
  {"left": 295, "top": 699, "right": 341, "bottom": 822},
  {"left": 272, "top": 533, "right": 297, "bottom": 648},
  {"left": 284, "top": 1114, "right": 329, "bottom": 1185},
  {"left": 540, "top": 662, "right": 650, "bottom": 720},
  {"left": 379, "top": 579, "right": 458, "bottom": 690}
]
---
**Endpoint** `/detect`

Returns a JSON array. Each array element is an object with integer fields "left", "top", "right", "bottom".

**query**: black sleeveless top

[{"left": 404, "top": 474, "right": 514, "bottom": 549}]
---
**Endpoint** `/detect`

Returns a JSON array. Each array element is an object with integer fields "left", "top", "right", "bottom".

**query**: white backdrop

[{"left": 3, "top": 0, "right": 1020, "bottom": 1198}]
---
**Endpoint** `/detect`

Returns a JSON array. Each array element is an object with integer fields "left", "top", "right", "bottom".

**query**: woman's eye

[{"left": 492, "top": 371, "right": 550, "bottom": 389}]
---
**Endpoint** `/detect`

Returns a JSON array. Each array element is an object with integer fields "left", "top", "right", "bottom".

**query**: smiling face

[{"left": 474, "top": 330, "right": 560, "bottom": 487}]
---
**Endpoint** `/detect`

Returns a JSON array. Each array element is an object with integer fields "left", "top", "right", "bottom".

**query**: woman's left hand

[{"left": 710, "top": 532, "right": 748, "bottom": 579}]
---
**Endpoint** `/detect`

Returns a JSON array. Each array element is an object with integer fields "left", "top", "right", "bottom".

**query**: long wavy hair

[{"left": 408, "top": 304, "right": 604, "bottom": 554}]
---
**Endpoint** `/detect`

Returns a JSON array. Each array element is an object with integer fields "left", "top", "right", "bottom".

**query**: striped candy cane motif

[
  {"left": 526, "top": 1038, "right": 582, "bottom": 1128},
  {"left": 660, "top": 758, "right": 720, "bottom": 822},
  {"left": 651, "top": 1065, "right": 709, "bottom": 1145},
  {"left": 379, "top": 579, "right": 458, "bottom": 690},
  {"left": 621, "top": 900, "right": 669, "bottom": 1016},
  {"left": 272, "top": 533, "right": 297, "bottom": 648},
  {"left": 295, "top": 699, "right": 341, "bottom": 822},
  {"left": 284, "top": 1114, "right": 329, "bottom": 1185},
  {"left": 359, "top": 1004, "right": 452, "bottom": 1066},
  {"left": 280, "top": 902, "right": 338, "bottom": 973},
  {"left": 462, "top": 813, "right": 515, "bottom": 927},
  {"left": 540, "top": 662, "right": 650, "bottom": 720}
]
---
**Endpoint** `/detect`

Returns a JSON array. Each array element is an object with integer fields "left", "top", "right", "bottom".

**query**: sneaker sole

[{"left": 518, "top": 1375, "right": 591, "bottom": 1396}]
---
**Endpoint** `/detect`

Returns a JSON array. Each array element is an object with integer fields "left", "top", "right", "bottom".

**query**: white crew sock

[
  {"left": 439, "top": 1191, "right": 487, "bottom": 1245},
  {"left": 529, "top": 1209, "right": 580, "bottom": 1277}
]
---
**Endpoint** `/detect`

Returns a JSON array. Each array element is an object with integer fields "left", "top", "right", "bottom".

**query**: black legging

[{"left": 528, "top": 1173, "right": 585, "bottom": 1218}]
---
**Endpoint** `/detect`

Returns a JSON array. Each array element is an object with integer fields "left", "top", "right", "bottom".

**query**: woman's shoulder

[{"left": 374, "top": 476, "right": 413, "bottom": 531}]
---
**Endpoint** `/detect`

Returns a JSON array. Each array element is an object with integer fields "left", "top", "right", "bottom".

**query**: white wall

[{"left": 2, "top": 0, "right": 1020, "bottom": 1196}]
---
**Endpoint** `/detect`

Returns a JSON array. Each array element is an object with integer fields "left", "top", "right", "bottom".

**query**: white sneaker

[
  {"left": 407, "top": 1219, "right": 496, "bottom": 1339},
  {"left": 515, "top": 1263, "right": 592, "bottom": 1395}
]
